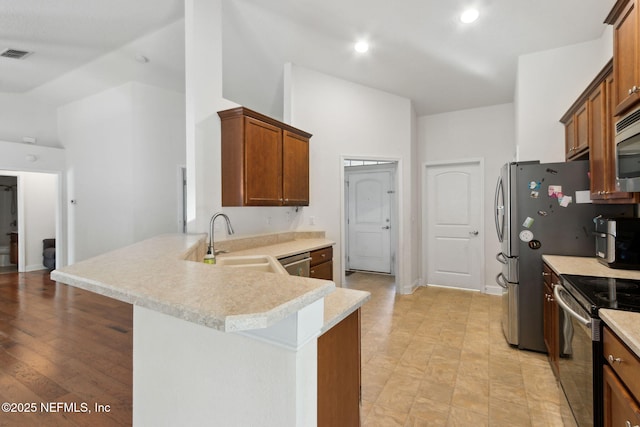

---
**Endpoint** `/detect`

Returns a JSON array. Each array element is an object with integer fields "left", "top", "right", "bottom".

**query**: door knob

[
  {"left": 469, "top": 231, "right": 479, "bottom": 236},
  {"left": 382, "top": 226, "right": 390, "bottom": 229}
]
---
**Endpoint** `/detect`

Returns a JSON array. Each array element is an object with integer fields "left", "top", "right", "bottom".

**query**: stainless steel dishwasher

[{"left": 278, "top": 252, "right": 311, "bottom": 277}]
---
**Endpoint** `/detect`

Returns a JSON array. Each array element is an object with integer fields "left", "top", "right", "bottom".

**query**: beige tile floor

[{"left": 343, "top": 272, "right": 578, "bottom": 426}]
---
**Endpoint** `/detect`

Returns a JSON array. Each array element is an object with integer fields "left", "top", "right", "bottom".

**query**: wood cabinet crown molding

[
  {"left": 605, "top": 0, "right": 632, "bottom": 24},
  {"left": 218, "top": 106, "right": 312, "bottom": 139}
]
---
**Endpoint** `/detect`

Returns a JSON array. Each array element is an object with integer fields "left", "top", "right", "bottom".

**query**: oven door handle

[{"left": 553, "top": 284, "right": 591, "bottom": 328}]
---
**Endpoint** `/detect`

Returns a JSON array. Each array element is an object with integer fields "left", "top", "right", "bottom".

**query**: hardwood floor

[{"left": 0, "top": 270, "right": 132, "bottom": 427}]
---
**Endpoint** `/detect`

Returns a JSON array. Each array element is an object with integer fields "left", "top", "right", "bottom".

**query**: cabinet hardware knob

[
  {"left": 542, "top": 272, "right": 550, "bottom": 277},
  {"left": 608, "top": 354, "right": 622, "bottom": 364},
  {"left": 321, "top": 254, "right": 326, "bottom": 258},
  {"left": 624, "top": 421, "right": 639, "bottom": 427}
]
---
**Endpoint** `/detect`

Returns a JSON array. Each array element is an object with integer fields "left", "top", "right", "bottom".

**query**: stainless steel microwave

[{"left": 616, "top": 106, "right": 640, "bottom": 192}]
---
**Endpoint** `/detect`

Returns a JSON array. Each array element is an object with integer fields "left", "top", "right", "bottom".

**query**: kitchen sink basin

[{"left": 213, "top": 255, "right": 287, "bottom": 274}]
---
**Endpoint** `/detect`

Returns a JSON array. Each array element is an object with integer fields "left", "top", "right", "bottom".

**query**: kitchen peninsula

[{"left": 51, "top": 233, "right": 369, "bottom": 426}]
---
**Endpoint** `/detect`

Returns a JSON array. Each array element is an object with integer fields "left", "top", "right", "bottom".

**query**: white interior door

[
  {"left": 425, "top": 160, "right": 483, "bottom": 291},
  {"left": 346, "top": 170, "right": 392, "bottom": 273}
]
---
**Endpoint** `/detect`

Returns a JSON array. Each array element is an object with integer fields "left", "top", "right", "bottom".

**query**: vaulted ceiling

[{"left": 1, "top": 0, "right": 616, "bottom": 116}]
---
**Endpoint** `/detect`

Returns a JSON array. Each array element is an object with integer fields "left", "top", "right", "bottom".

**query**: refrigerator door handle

[
  {"left": 496, "top": 252, "right": 507, "bottom": 264},
  {"left": 495, "top": 272, "right": 508, "bottom": 289},
  {"left": 494, "top": 176, "right": 504, "bottom": 242}
]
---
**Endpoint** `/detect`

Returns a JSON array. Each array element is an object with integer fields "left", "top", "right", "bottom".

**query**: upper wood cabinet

[
  {"left": 218, "top": 107, "right": 311, "bottom": 207},
  {"left": 563, "top": 102, "right": 589, "bottom": 160},
  {"left": 561, "top": 60, "right": 640, "bottom": 203},
  {"left": 607, "top": 0, "right": 640, "bottom": 116}
]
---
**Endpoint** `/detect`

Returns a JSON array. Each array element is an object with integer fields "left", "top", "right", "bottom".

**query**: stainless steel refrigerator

[{"left": 494, "top": 160, "right": 631, "bottom": 352}]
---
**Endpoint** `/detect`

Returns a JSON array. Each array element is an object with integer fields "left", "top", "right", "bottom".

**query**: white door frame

[
  {"left": 344, "top": 163, "right": 396, "bottom": 274},
  {"left": 340, "top": 155, "right": 401, "bottom": 290},
  {"left": 421, "top": 158, "right": 485, "bottom": 290}
]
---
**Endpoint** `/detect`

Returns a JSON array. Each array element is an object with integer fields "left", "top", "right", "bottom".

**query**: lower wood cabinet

[
  {"left": 603, "top": 365, "right": 640, "bottom": 427},
  {"left": 310, "top": 246, "right": 333, "bottom": 280},
  {"left": 603, "top": 325, "right": 640, "bottom": 427},
  {"left": 317, "top": 309, "right": 361, "bottom": 427}
]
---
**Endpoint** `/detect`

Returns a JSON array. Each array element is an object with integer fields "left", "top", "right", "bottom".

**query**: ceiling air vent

[{"left": 0, "top": 49, "right": 33, "bottom": 60}]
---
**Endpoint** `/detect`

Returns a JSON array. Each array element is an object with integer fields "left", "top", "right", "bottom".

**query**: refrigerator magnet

[
  {"left": 548, "top": 185, "right": 562, "bottom": 198},
  {"left": 522, "top": 217, "right": 534, "bottom": 228},
  {"left": 519, "top": 230, "right": 534, "bottom": 242},
  {"left": 529, "top": 181, "right": 541, "bottom": 190},
  {"left": 558, "top": 195, "right": 572, "bottom": 207}
]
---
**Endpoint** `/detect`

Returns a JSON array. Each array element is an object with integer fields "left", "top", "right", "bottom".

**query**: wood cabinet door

[
  {"left": 318, "top": 309, "right": 360, "bottom": 427},
  {"left": 565, "top": 116, "right": 576, "bottom": 160},
  {"left": 603, "top": 365, "right": 640, "bottom": 427},
  {"left": 244, "top": 117, "right": 283, "bottom": 205},
  {"left": 575, "top": 103, "right": 589, "bottom": 153},
  {"left": 613, "top": 0, "right": 640, "bottom": 116},
  {"left": 590, "top": 81, "right": 608, "bottom": 199},
  {"left": 282, "top": 130, "right": 309, "bottom": 206}
]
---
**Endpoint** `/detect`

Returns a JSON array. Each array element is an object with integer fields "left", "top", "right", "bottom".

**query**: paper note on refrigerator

[{"left": 575, "top": 190, "right": 592, "bottom": 204}]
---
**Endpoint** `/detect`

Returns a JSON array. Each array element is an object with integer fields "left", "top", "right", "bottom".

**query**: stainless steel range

[{"left": 554, "top": 274, "right": 640, "bottom": 427}]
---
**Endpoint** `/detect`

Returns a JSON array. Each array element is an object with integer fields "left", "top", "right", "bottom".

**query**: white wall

[
  {"left": 515, "top": 28, "right": 613, "bottom": 162},
  {"left": 284, "top": 63, "right": 417, "bottom": 292},
  {"left": 417, "top": 103, "right": 515, "bottom": 294},
  {"left": 0, "top": 19, "right": 185, "bottom": 148},
  {"left": 59, "top": 82, "right": 185, "bottom": 263}
]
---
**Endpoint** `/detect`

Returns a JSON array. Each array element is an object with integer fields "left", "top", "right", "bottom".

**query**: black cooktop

[{"left": 561, "top": 274, "right": 640, "bottom": 315}]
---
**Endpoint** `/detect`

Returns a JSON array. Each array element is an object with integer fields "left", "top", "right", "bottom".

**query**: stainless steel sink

[{"left": 213, "top": 255, "right": 288, "bottom": 274}]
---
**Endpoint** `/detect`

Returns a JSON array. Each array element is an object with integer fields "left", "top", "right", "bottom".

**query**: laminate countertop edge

[
  {"left": 542, "top": 255, "right": 640, "bottom": 357},
  {"left": 51, "top": 233, "right": 339, "bottom": 333}
]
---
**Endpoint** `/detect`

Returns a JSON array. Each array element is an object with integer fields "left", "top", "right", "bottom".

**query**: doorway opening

[
  {"left": 343, "top": 158, "right": 398, "bottom": 280},
  {"left": 0, "top": 171, "right": 59, "bottom": 273},
  {"left": 0, "top": 175, "right": 18, "bottom": 273}
]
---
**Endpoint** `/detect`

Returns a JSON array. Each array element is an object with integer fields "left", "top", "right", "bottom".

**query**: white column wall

[{"left": 58, "top": 82, "right": 186, "bottom": 263}]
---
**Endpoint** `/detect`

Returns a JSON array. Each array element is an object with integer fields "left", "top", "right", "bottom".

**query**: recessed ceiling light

[
  {"left": 354, "top": 41, "right": 369, "bottom": 53},
  {"left": 460, "top": 8, "right": 479, "bottom": 24}
]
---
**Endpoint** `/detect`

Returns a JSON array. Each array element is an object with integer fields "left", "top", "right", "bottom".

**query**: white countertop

[
  {"left": 600, "top": 309, "right": 640, "bottom": 357},
  {"left": 51, "top": 233, "right": 369, "bottom": 334},
  {"left": 542, "top": 255, "right": 640, "bottom": 279},
  {"left": 543, "top": 255, "right": 640, "bottom": 357}
]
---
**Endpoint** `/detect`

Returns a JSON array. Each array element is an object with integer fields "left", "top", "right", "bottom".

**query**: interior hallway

[{"left": 345, "top": 272, "right": 576, "bottom": 426}]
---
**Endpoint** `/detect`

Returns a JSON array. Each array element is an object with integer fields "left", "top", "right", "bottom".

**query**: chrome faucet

[{"left": 207, "top": 212, "right": 235, "bottom": 262}]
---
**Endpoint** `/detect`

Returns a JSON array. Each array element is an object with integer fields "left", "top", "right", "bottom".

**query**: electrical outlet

[
  {"left": 309, "top": 216, "right": 315, "bottom": 225},
  {"left": 266, "top": 216, "right": 272, "bottom": 225}
]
